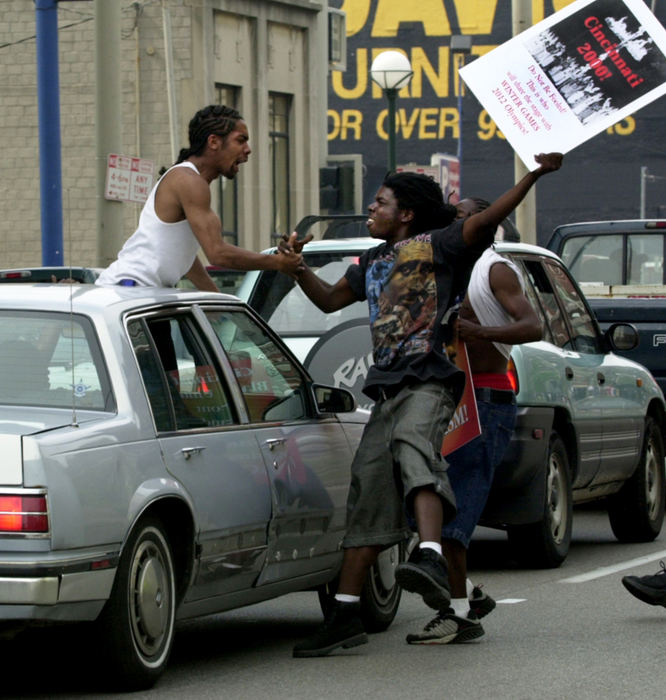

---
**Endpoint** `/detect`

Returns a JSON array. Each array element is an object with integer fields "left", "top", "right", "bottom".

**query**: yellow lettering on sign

[
  {"left": 397, "top": 108, "right": 420, "bottom": 138},
  {"left": 372, "top": 0, "right": 451, "bottom": 37},
  {"left": 418, "top": 108, "right": 440, "bottom": 139},
  {"left": 438, "top": 108, "right": 459, "bottom": 139},
  {"left": 410, "top": 47, "right": 449, "bottom": 99},
  {"left": 606, "top": 116, "right": 635, "bottom": 136},
  {"left": 332, "top": 49, "right": 369, "bottom": 99},
  {"left": 339, "top": 0, "right": 372, "bottom": 37},
  {"left": 453, "top": 0, "right": 497, "bottom": 34},
  {"left": 327, "top": 110, "right": 364, "bottom": 141}
]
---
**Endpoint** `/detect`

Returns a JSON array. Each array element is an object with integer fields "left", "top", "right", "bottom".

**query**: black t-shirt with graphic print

[{"left": 344, "top": 220, "right": 485, "bottom": 401}]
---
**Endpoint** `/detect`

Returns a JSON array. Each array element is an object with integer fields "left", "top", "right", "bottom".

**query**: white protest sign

[{"left": 459, "top": 0, "right": 666, "bottom": 169}]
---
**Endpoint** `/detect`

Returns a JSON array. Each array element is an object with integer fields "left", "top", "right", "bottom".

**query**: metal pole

[
  {"left": 640, "top": 166, "right": 647, "bottom": 219},
  {"left": 456, "top": 54, "right": 464, "bottom": 194},
  {"left": 512, "top": 0, "right": 536, "bottom": 244},
  {"left": 163, "top": 0, "right": 179, "bottom": 164},
  {"left": 35, "top": 0, "right": 64, "bottom": 265},
  {"left": 95, "top": 0, "right": 123, "bottom": 267},
  {"left": 386, "top": 88, "right": 397, "bottom": 172}
]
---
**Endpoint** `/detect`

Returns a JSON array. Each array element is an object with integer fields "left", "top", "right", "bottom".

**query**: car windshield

[
  {"left": 0, "top": 311, "right": 112, "bottom": 410},
  {"left": 249, "top": 252, "right": 368, "bottom": 333}
]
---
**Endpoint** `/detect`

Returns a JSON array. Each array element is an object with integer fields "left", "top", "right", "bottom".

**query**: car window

[
  {"left": 506, "top": 256, "right": 554, "bottom": 345},
  {"left": 520, "top": 259, "right": 572, "bottom": 349},
  {"left": 559, "top": 234, "right": 623, "bottom": 285},
  {"left": 544, "top": 260, "right": 600, "bottom": 354},
  {"left": 205, "top": 310, "right": 307, "bottom": 423},
  {"left": 128, "top": 314, "right": 235, "bottom": 431},
  {"left": 248, "top": 251, "right": 367, "bottom": 333},
  {"left": 627, "top": 234, "right": 664, "bottom": 284},
  {"left": 0, "top": 311, "right": 112, "bottom": 410}
]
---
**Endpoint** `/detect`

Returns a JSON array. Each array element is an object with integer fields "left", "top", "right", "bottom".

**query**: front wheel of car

[
  {"left": 318, "top": 541, "right": 406, "bottom": 633},
  {"left": 507, "top": 431, "right": 573, "bottom": 568},
  {"left": 96, "top": 515, "right": 176, "bottom": 690},
  {"left": 607, "top": 415, "right": 665, "bottom": 543}
]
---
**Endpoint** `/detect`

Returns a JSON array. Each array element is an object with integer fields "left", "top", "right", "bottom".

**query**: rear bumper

[
  {"left": 0, "top": 549, "right": 118, "bottom": 621},
  {"left": 481, "top": 405, "right": 553, "bottom": 526}
]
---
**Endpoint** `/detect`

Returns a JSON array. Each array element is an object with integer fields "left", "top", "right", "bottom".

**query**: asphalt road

[{"left": 6, "top": 507, "right": 666, "bottom": 700}]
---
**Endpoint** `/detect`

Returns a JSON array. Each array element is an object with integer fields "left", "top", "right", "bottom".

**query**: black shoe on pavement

[
  {"left": 406, "top": 608, "right": 484, "bottom": 645},
  {"left": 292, "top": 601, "right": 368, "bottom": 658},
  {"left": 622, "top": 561, "right": 666, "bottom": 607},
  {"left": 469, "top": 585, "right": 496, "bottom": 619},
  {"left": 395, "top": 547, "right": 450, "bottom": 610}
]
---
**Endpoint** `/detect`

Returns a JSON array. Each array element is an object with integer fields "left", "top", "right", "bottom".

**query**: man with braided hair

[
  {"left": 290, "top": 153, "right": 563, "bottom": 658},
  {"left": 97, "top": 105, "right": 302, "bottom": 290}
]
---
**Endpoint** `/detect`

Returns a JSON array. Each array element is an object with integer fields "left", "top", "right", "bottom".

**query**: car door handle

[
  {"left": 565, "top": 366, "right": 574, "bottom": 380},
  {"left": 181, "top": 446, "right": 205, "bottom": 460},
  {"left": 597, "top": 372, "right": 605, "bottom": 385},
  {"left": 265, "top": 437, "right": 287, "bottom": 451}
]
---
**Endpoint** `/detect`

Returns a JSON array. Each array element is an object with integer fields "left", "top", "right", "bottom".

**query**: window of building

[
  {"left": 269, "top": 93, "right": 291, "bottom": 241},
  {"left": 216, "top": 84, "right": 239, "bottom": 245}
]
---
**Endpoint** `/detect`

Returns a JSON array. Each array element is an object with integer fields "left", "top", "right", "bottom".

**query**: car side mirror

[
  {"left": 313, "top": 384, "right": 356, "bottom": 413},
  {"left": 605, "top": 323, "right": 639, "bottom": 352}
]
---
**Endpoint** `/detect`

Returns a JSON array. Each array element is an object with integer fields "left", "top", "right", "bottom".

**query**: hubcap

[
  {"left": 644, "top": 436, "right": 660, "bottom": 521},
  {"left": 130, "top": 537, "right": 172, "bottom": 657},
  {"left": 548, "top": 451, "right": 566, "bottom": 544}
]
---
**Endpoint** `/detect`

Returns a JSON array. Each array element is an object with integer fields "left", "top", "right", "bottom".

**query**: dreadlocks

[
  {"left": 176, "top": 105, "right": 243, "bottom": 164},
  {"left": 382, "top": 171, "right": 458, "bottom": 235}
]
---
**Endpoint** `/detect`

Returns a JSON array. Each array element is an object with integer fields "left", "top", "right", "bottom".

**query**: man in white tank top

[{"left": 97, "top": 105, "right": 303, "bottom": 290}]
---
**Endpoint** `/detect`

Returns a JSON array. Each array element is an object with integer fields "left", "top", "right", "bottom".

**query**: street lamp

[
  {"left": 370, "top": 50, "right": 413, "bottom": 172},
  {"left": 450, "top": 35, "right": 472, "bottom": 193}
]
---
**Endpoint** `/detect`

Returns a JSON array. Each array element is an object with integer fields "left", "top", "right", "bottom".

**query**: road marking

[
  {"left": 497, "top": 598, "right": 527, "bottom": 604},
  {"left": 560, "top": 550, "right": 666, "bottom": 583}
]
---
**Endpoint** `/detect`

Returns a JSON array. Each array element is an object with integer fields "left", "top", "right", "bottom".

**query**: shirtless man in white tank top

[{"left": 97, "top": 105, "right": 302, "bottom": 290}]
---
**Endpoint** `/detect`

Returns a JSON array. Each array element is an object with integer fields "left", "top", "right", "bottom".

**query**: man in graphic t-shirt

[{"left": 290, "top": 153, "right": 563, "bottom": 658}]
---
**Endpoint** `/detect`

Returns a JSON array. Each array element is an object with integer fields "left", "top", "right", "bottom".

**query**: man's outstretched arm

[
  {"left": 462, "top": 152, "right": 563, "bottom": 248},
  {"left": 295, "top": 265, "right": 358, "bottom": 313}
]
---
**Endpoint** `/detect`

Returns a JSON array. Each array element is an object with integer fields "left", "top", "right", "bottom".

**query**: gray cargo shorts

[{"left": 342, "top": 379, "right": 457, "bottom": 549}]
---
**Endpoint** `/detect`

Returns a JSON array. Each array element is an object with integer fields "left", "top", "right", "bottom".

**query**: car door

[
  {"left": 127, "top": 312, "right": 274, "bottom": 602},
  {"left": 202, "top": 307, "right": 352, "bottom": 586},
  {"left": 541, "top": 257, "right": 643, "bottom": 486},
  {"left": 519, "top": 256, "right": 604, "bottom": 487}
]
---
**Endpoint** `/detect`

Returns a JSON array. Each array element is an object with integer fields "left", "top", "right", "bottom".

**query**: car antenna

[{"left": 65, "top": 188, "right": 79, "bottom": 428}]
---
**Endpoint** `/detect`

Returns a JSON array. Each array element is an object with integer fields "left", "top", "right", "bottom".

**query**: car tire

[
  {"left": 607, "top": 415, "right": 665, "bottom": 543},
  {"left": 507, "top": 431, "right": 573, "bottom": 568},
  {"left": 96, "top": 516, "right": 176, "bottom": 690},
  {"left": 318, "top": 541, "right": 405, "bottom": 633}
]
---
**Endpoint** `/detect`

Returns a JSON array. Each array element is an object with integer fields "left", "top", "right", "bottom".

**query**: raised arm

[
  {"left": 295, "top": 264, "right": 358, "bottom": 313},
  {"left": 462, "top": 152, "right": 563, "bottom": 248},
  {"left": 176, "top": 171, "right": 303, "bottom": 276}
]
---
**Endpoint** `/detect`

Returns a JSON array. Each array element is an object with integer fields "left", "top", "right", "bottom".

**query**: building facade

[{"left": 0, "top": 0, "right": 329, "bottom": 268}]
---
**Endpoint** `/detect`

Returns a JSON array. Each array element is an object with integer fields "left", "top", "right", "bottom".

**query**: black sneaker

[
  {"left": 406, "top": 608, "right": 484, "bottom": 645},
  {"left": 395, "top": 547, "right": 450, "bottom": 610},
  {"left": 292, "top": 601, "right": 368, "bottom": 658},
  {"left": 622, "top": 561, "right": 666, "bottom": 607},
  {"left": 469, "top": 585, "right": 496, "bottom": 619}
]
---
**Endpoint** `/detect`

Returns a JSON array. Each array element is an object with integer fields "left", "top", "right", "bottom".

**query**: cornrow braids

[
  {"left": 382, "top": 171, "right": 457, "bottom": 234},
  {"left": 176, "top": 104, "right": 243, "bottom": 163}
]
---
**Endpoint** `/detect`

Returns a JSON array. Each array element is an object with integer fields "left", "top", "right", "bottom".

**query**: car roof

[
  {"left": 0, "top": 283, "right": 242, "bottom": 316},
  {"left": 547, "top": 220, "right": 666, "bottom": 250}
]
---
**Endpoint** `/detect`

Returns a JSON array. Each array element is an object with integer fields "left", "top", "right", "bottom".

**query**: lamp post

[
  {"left": 450, "top": 35, "right": 472, "bottom": 194},
  {"left": 370, "top": 51, "right": 413, "bottom": 172}
]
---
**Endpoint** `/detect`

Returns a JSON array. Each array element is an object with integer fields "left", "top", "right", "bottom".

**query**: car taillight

[
  {"left": 507, "top": 358, "right": 519, "bottom": 394},
  {"left": 0, "top": 495, "right": 49, "bottom": 533}
]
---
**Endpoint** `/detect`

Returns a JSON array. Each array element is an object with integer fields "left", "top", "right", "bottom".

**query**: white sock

[
  {"left": 419, "top": 541, "right": 442, "bottom": 556},
  {"left": 335, "top": 593, "right": 360, "bottom": 604},
  {"left": 466, "top": 578, "right": 475, "bottom": 598},
  {"left": 451, "top": 597, "right": 469, "bottom": 617}
]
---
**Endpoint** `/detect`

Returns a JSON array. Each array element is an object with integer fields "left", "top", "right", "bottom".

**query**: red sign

[{"left": 441, "top": 339, "right": 481, "bottom": 457}]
